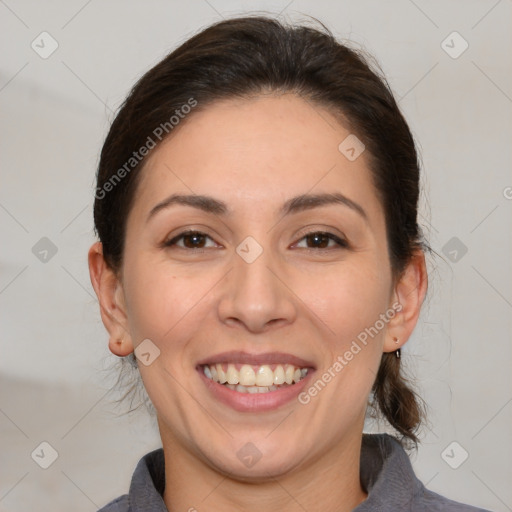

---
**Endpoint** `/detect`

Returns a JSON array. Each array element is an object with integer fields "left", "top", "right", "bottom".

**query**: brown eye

[
  {"left": 164, "top": 231, "right": 216, "bottom": 249},
  {"left": 306, "top": 233, "right": 330, "bottom": 248},
  {"left": 295, "top": 231, "right": 348, "bottom": 250}
]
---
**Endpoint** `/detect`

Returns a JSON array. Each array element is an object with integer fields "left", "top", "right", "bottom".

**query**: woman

[{"left": 88, "top": 16, "right": 490, "bottom": 511}]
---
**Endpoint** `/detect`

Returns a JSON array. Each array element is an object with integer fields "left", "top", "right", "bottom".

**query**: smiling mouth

[{"left": 200, "top": 363, "right": 310, "bottom": 394}]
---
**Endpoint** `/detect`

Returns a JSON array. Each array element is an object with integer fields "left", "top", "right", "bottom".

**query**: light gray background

[{"left": 1, "top": 1, "right": 511, "bottom": 510}]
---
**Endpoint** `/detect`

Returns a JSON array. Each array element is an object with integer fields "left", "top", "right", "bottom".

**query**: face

[{"left": 103, "top": 94, "right": 405, "bottom": 478}]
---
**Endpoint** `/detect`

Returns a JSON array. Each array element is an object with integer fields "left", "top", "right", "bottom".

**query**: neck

[{"left": 160, "top": 426, "right": 367, "bottom": 512}]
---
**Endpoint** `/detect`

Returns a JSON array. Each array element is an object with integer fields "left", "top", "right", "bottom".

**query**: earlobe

[
  {"left": 88, "top": 241, "right": 135, "bottom": 356},
  {"left": 108, "top": 336, "right": 135, "bottom": 357},
  {"left": 384, "top": 250, "right": 428, "bottom": 353}
]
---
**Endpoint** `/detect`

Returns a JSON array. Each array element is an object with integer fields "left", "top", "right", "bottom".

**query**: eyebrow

[{"left": 146, "top": 192, "right": 368, "bottom": 223}]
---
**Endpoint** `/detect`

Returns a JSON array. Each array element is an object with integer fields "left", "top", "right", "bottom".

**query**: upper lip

[{"left": 197, "top": 350, "right": 316, "bottom": 368}]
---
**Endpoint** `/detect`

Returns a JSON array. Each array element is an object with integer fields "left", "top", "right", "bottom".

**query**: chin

[{"left": 204, "top": 440, "right": 306, "bottom": 482}]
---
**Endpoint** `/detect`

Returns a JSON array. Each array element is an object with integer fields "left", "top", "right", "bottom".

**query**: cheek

[
  {"left": 299, "top": 261, "right": 391, "bottom": 345},
  {"left": 295, "top": 258, "right": 391, "bottom": 407},
  {"left": 122, "top": 259, "right": 194, "bottom": 344},
  {"left": 121, "top": 256, "right": 225, "bottom": 369}
]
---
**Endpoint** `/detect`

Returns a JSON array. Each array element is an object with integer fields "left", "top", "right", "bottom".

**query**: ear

[
  {"left": 383, "top": 249, "right": 428, "bottom": 353},
  {"left": 88, "top": 241, "right": 134, "bottom": 357}
]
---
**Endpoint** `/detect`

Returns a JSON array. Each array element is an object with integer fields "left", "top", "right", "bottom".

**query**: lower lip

[{"left": 197, "top": 367, "right": 315, "bottom": 412}]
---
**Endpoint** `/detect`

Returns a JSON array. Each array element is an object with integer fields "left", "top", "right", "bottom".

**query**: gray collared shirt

[{"left": 99, "top": 434, "right": 492, "bottom": 511}]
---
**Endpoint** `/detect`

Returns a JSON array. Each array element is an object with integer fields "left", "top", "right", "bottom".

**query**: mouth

[
  {"left": 200, "top": 362, "right": 310, "bottom": 393},
  {"left": 196, "top": 351, "right": 316, "bottom": 412}
]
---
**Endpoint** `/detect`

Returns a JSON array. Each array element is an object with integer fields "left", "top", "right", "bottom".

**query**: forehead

[{"left": 131, "top": 94, "right": 383, "bottom": 222}]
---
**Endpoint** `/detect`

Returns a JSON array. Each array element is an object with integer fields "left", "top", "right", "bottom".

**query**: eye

[
  {"left": 294, "top": 231, "right": 348, "bottom": 250},
  {"left": 164, "top": 230, "right": 219, "bottom": 250}
]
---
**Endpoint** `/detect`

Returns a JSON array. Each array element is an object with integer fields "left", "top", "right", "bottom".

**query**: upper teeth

[{"left": 203, "top": 363, "right": 308, "bottom": 387}]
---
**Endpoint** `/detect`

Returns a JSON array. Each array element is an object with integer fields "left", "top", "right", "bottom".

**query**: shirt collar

[
  {"left": 128, "top": 433, "right": 422, "bottom": 511},
  {"left": 355, "top": 434, "right": 424, "bottom": 511}
]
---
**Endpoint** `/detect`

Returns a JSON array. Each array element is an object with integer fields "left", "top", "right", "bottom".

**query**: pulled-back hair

[{"left": 94, "top": 16, "right": 429, "bottom": 444}]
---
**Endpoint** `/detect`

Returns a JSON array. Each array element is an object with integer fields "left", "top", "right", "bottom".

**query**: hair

[{"left": 94, "top": 15, "right": 429, "bottom": 445}]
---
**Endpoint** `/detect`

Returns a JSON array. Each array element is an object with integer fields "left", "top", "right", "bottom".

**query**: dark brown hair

[{"left": 94, "top": 16, "right": 428, "bottom": 444}]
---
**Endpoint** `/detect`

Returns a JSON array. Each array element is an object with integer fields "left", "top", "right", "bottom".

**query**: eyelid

[
  {"left": 163, "top": 229, "right": 222, "bottom": 249},
  {"left": 292, "top": 224, "right": 349, "bottom": 245},
  {"left": 292, "top": 230, "right": 348, "bottom": 250},
  {"left": 162, "top": 227, "right": 349, "bottom": 251}
]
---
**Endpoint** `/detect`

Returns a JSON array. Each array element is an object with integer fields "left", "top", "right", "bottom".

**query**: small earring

[{"left": 392, "top": 337, "right": 400, "bottom": 358}]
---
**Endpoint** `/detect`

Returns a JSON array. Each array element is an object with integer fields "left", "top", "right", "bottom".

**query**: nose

[{"left": 217, "top": 247, "right": 297, "bottom": 333}]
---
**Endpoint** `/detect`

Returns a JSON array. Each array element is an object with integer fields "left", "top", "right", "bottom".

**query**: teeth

[
  {"left": 202, "top": 363, "right": 309, "bottom": 392},
  {"left": 285, "top": 365, "right": 295, "bottom": 384},
  {"left": 274, "top": 365, "right": 285, "bottom": 385},
  {"left": 216, "top": 364, "right": 227, "bottom": 384},
  {"left": 234, "top": 384, "right": 271, "bottom": 393},
  {"left": 255, "top": 365, "right": 273, "bottom": 386},
  {"left": 239, "top": 365, "right": 256, "bottom": 386},
  {"left": 226, "top": 364, "right": 238, "bottom": 385}
]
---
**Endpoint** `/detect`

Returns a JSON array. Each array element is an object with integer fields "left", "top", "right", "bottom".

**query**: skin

[{"left": 89, "top": 93, "right": 427, "bottom": 512}]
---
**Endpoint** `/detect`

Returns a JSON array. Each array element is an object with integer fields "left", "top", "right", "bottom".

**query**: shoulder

[
  {"left": 97, "top": 494, "right": 130, "bottom": 512},
  {"left": 358, "top": 434, "right": 493, "bottom": 512},
  {"left": 97, "top": 448, "right": 166, "bottom": 512},
  {"left": 416, "top": 486, "right": 492, "bottom": 511}
]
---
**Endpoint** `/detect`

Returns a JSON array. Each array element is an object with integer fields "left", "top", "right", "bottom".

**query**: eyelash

[{"left": 163, "top": 230, "right": 348, "bottom": 252}]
